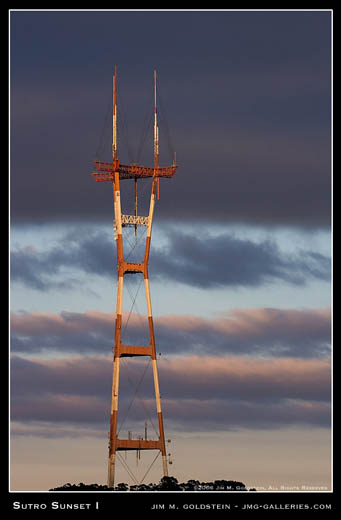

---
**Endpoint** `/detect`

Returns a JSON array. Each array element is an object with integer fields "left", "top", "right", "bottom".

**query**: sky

[{"left": 9, "top": 9, "right": 332, "bottom": 492}]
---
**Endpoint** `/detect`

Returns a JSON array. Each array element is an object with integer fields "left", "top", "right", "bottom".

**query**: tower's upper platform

[{"left": 92, "top": 160, "right": 177, "bottom": 182}]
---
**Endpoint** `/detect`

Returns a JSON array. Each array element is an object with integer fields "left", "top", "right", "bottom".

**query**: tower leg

[
  {"left": 108, "top": 353, "right": 120, "bottom": 488},
  {"left": 145, "top": 275, "right": 168, "bottom": 478},
  {"left": 107, "top": 272, "right": 123, "bottom": 488},
  {"left": 107, "top": 454, "right": 116, "bottom": 488},
  {"left": 108, "top": 173, "right": 124, "bottom": 489}
]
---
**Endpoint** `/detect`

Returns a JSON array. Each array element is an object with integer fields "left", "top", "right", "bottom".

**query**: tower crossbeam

[{"left": 121, "top": 214, "right": 149, "bottom": 227}]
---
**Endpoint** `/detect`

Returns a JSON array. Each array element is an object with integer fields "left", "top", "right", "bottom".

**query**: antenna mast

[
  {"left": 113, "top": 65, "right": 118, "bottom": 162},
  {"left": 154, "top": 70, "right": 159, "bottom": 169},
  {"left": 154, "top": 70, "right": 160, "bottom": 199}
]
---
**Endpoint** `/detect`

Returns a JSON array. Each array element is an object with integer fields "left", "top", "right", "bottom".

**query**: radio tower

[{"left": 91, "top": 67, "right": 177, "bottom": 488}]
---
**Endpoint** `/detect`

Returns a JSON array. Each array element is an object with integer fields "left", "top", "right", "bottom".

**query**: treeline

[{"left": 50, "top": 476, "right": 254, "bottom": 491}]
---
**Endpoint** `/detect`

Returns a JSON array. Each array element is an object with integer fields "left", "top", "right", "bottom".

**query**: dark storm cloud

[
  {"left": 10, "top": 10, "right": 331, "bottom": 228},
  {"left": 10, "top": 307, "right": 331, "bottom": 358},
  {"left": 10, "top": 354, "right": 331, "bottom": 431},
  {"left": 10, "top": 228, "right": 330, "bottom": 291}
]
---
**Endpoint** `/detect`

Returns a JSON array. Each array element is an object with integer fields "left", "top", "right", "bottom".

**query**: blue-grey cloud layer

[{"left": 11, "top": 228, "right": 330, "bottom": 291}]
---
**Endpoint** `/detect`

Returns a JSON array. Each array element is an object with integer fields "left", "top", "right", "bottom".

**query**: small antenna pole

[
  {"left": 113, "top": 65, "right": 118, "bottom": 162},
  {"left": 134, "top": 177, "right": 138, "bottom": 237},
  {"left": 154, "top": 70, "right": 160, "bottom": 199}
]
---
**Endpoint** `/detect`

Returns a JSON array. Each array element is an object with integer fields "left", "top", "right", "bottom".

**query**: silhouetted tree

[
  {"left": 157, "top": 476, "right": 180, "bottom": 490},
  {"left": 49, "top": 476, "right": 251, "bottom": 492},
  {"left": 135, "top": 484, "right": 152, "bottom": 491},
  {"left": 180, "top": 479, "right": 200, "bottom": 490},
  {"left": 115, "top": 482, "right": 129, "bottom": 491}
]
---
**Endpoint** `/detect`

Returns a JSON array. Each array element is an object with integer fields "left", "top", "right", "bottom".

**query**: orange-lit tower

[{"left": 91, "top": 66, "right": 177, "bottom": 488}]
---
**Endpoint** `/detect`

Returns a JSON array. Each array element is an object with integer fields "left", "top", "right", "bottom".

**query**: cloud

[
  {"left": 10, "top": 230, "right": 114, "bottom": 290},
  {"left": 12, "top": 394, "right": 107, "bottom": 424},
  {"left": 155, "top": 307, "right": 331, "bottom": 357},
  {"left": 10, "top": 227, "right": 331, "bottom": 291},
  {"left": 10, "top": 354, "right": 331, "bottom": 432},
  {"left": 10, "top": 307, "right": 331, "bottom": 358},
  {"left": 163, "top": 398, "right": 330, "bottom": 431},
  {"left": 10, "top": 354, "right": 112, "bottom": 399},
  {"left": 10, "top": 421, "right": 105, "bottom": 439},
  {"left": 150, "top": 230, "right": 331, "bottom": 289},
  {"left": 11, "top": 354, "right": 331, "bottom": 403},
  {"left": 159, "top": 355, "right": 331, "bottom": 403},
  {"left": 10, "top": 310, "right": 114, "bottom": 354}
]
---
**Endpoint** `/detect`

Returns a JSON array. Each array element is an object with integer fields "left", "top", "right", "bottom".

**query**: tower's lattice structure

[{"left": 91, "top": 67, "right": 177, "bottom": 488}]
